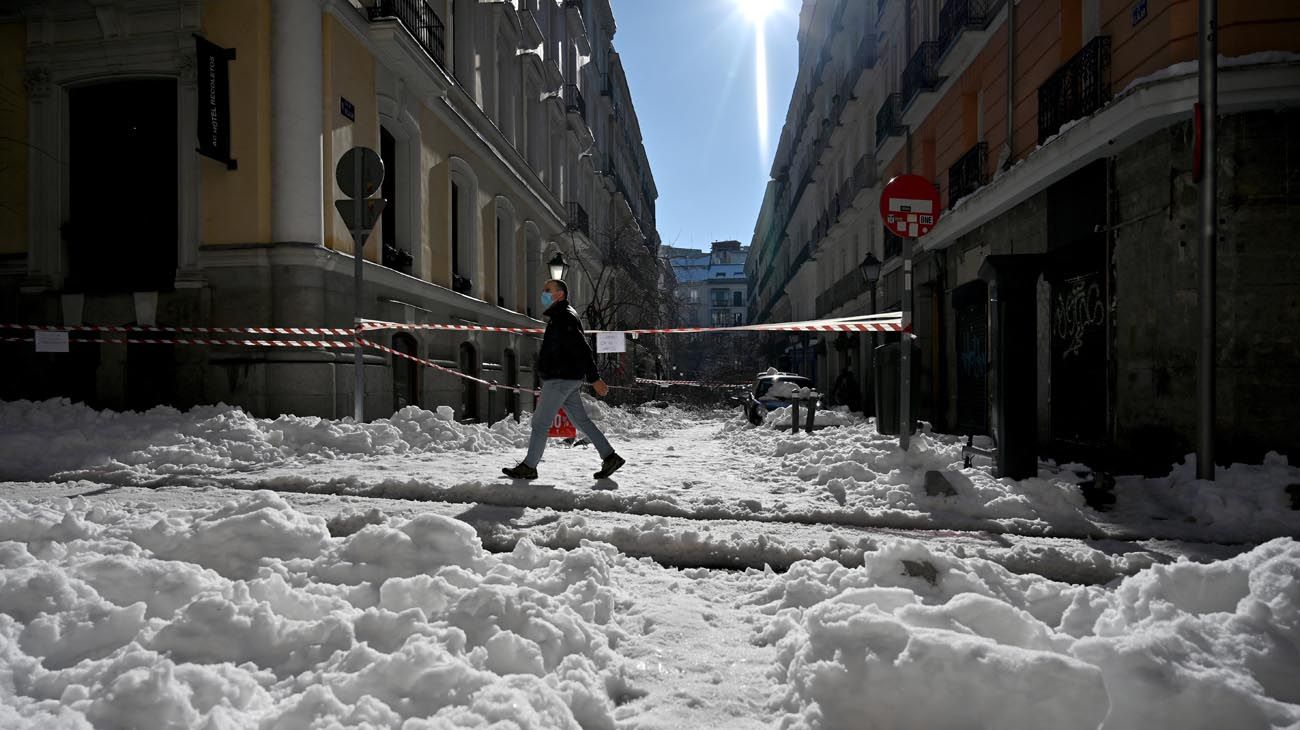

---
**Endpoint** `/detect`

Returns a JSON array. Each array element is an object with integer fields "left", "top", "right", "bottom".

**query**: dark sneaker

[
  {"left": 502, "top": 463, "right": 538, "bottom": 480},
  {"left": 593, "top": 453, "right": 626, "bottom": 479}
]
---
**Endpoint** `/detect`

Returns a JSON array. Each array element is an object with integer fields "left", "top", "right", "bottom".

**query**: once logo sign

[
  {"left": 549, "top": 408, "right": 577, "bottom": 438},
  {"left": 879, "top": 174, "right": 942, "bottom": 238}
]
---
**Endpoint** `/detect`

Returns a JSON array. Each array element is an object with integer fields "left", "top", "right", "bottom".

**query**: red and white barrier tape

[
  {"left": 354, "top": 337, "right": 540, "bottom": 395},
  {"left": 1, "top": 323, "right": 356, "bottom": 336},
  {"left": 635, "top": 378, "right": 750, "bottom": 387},
  {"left": 2, "top": 336, "right": 354, "bottom": 348},
  {"left": 358, "top": 315, "right": 905, "bottom": 336},
  {"left": 357, "top": 321, "right": 543, "bottom": 335}
]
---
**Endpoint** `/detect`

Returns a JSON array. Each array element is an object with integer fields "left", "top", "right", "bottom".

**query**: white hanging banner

[
  {"left": 35, "top": 330, "right": 69, "bottom": 353},
  {"left": 596, "top": 331, "right": 626, "bottom": 353}
]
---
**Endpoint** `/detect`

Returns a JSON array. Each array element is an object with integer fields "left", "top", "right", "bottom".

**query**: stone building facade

[{"left": 0, "top": 0, "right": 659, "bottom": 422}]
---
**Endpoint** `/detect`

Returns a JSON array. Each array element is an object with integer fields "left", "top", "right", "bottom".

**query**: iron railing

[
  {"left": 948, "top": 141, "right": 989, "bottom": 204},
  {"left": 815, "top": 270, "right": 868, "bottom": 318},
  {"left": 876, "top": 92, "right": 906, "bottom": 147},
  {"left": 884, "top": 228, "right": 903, "bottom": 259},
  {"left": 565, "top": 201, "right": 589, "bottom": 237},
  {"left": 901, "top": 41, "right": 945, "bottom": 105},
  {"left": 367, "top": 0, "right": 446, "bottom": 70},
  {"left": 855, "top": 35, "right": 878, "bottom": 71},
  {"left": 563, "top": 83, "right": 586, "bottom": 124},
  {"left": 1038, "top": 36, "right": 1111, "bottom": 144},
  {"left": 938, "top": 0, "right": 1004, "bottom": 53},
  {"left": 853, "top": 153, "right": 875, "bottom": 191}
]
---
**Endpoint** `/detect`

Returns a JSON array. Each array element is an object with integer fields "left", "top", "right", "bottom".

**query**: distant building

[
  {"left": 663, "top": 240, "right": 748, "bottom": 377},
  {"left": 666, "top": 241, "right": 748, "bottom": 328}
]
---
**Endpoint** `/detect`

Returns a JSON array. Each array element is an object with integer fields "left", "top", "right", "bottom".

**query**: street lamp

[
  {"left": 547, "top": 250, "right": 569, "bottom": 281},
  {"left": 858, "top": 252, "right": 882, "bottom": 286}
]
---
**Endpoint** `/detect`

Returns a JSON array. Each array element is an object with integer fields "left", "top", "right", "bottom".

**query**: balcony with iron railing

[
  {"left": 565, "top": 201, "right": 589, "bottom": 238},
  {"left": 901, "top": 41, "right": 945, "bottom": 107},
  {"left": 563, "top": 83, "right": 586, "bottom": 124},
  {"left": 938, "top": 0, "right": 1004, "bottom": 54},
  {"left": 948, "top": 141, "right": 988, "bottom": 204},
  {"left": 884, "top": 228, "right": 903, "bottom": 260},
  {"left": 1038, "top": 36, "right": 1112, "bottom": 144},
  {"left": 876, "top": 92, "right": 906, "bottom": 147},
  {"left": 815, "top": 269, "right": 868, "bottom": 318},
  {"left": 367, "top": 0, "right": 447, "bottom": 70}
]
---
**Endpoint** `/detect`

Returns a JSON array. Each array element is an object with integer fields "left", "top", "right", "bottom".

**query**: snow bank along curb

[{"left": 0, "top": 492, "right": 639, "bottom": 728}]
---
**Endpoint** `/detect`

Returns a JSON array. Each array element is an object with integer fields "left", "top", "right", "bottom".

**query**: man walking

[{"left": 503, "top": 279, "right": 626, "bottom": 480}]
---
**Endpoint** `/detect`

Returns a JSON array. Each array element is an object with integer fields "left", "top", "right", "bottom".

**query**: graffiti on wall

[{"left": 1053, "top": 274, "right": 1105, "bottom": 358}]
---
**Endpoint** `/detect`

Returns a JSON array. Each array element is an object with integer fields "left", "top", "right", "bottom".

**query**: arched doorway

[
  {"left": 459, "top": 341, "right": 480, "bottom": 422},
  {"left": 392, "top": 334, "right": 419, "bottom": 411}
]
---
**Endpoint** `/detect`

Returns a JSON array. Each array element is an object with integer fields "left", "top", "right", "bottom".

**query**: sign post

[
  {"left": 334, "top": 147, "right": 386, "bottom": 422},
  {"left": 880, "top": 174, "right": 942, "bottom": 452}
]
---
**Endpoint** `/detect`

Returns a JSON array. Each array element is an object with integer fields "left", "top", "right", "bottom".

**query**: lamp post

[
  {"left": 547, "top": 250, "right": 570, "bottom": 281},
  {"left": 859, "top": 252, "right": 882, "bottom": 417}
]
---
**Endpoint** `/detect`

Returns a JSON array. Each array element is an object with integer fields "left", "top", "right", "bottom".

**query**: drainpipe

[
  {"left": 1002, "top": 0, "right": 1016, "bottom": 170},
  {"left": 1196, "top": 0, "right": 1217, "bottom": 480}
]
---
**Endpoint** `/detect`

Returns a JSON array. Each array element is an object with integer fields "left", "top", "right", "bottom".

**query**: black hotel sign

[{"left": 195, "top": 34, "right": 237, "bottom": 169}]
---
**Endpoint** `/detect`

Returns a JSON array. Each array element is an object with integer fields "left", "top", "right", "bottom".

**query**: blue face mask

[{"left": 541, "top": 291, "right": 553, "bottom": 308}]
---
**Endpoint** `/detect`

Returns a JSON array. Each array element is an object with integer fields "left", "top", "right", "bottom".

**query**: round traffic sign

[
  {"left": 880, "top": 174, "right": 941, "bottom": 238},
  {"left": 336, "top": 147, "right": 384, "bottom": 199}
]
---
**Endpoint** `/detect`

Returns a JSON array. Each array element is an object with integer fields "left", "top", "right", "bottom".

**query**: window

[
  {"left": 710, "top": 289, "right": 728, "bottom": 307},
  {"left": 733, "top": 291, "right": 742, "bottom": 307},
  {"left": 451, "top": 182, "right": 460, "bottom": 278},
  {"left": 689, "top": 289, "right": 698, "bottom": 303},
  {"left": 449, "top": 157, "right": 480, "bottom": 295},
  {"left": 380, "top": 127, "right": 412, "bottom": 274}
]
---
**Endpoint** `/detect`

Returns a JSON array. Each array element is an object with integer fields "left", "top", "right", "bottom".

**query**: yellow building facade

[{"left": 0, "top": 0, "right": 658, "bottom": 420}]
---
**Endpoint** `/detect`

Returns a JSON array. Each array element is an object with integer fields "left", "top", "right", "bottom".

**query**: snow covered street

[{"left": 2, "top": 399, "right": 1299, "bottom": 728}]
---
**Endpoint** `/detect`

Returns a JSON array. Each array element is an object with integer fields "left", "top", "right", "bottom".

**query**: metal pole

[
  {"left": 353, "top": 231, "right": 365, "bottom": 422},
  {"left": 900, "top": 236, "right": 913, "bottom": 451},
  {"left": 1197, "top": 0, "right": 1217, "bottom": 480},
  {"left": 353, "top": 158, "right": 365, "bottom": 423}
]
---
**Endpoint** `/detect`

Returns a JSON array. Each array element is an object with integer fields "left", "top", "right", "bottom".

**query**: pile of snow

[
  {"left": 759, "top": 405, "right": 861, "bottom": 430},
  {"left": 0, "top": 492, "right": 632, "bottom": 729},
  {"left": 752, "top": 538, "right": 1300, "bottom": 729},
  {"left": 0, "top": 399, "right": 530, "bottom": 482},
  {"left": 720, "top": 417, "right": 1300, "bottom": 542},
  {"left": 762, "top": 382, "right": 819, "bottom": 401},
  {"left": 0, "top": 396, "right": 704, "bottom": 484}
]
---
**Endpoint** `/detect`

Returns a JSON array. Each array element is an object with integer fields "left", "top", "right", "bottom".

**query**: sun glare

[{"left": 736, "top": 0, "right": 781, "bottom": 24}]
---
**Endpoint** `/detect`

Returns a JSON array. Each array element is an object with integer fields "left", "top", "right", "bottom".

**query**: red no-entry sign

[{"left": 880, "top": 174, "right": 941, "bottom": 238}]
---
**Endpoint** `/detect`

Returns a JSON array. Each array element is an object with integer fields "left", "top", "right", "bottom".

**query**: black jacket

[{"left": 537, "top": 300, "right": 601, "bottom": 383}]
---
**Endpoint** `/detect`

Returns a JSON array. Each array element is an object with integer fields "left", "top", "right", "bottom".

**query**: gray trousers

[{"left": 524, "top": 379, "right": 614, "bottom": 467}]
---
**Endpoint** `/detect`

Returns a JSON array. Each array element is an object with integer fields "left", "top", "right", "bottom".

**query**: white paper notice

[
  {"left": 596, "top": 331, "right": 626, "bottom": 353},
  {"left": 35, "top": 330, "right": 69, "bottom": 353}
]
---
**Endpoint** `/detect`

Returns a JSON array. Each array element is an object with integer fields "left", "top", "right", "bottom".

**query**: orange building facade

[{"left": 748, "top": 0, "right": 1300, "bottom": 471}]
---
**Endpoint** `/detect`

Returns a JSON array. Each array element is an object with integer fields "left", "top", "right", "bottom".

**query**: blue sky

[{"left": 608, "top": 0, "right": 799, "bottom": 250}]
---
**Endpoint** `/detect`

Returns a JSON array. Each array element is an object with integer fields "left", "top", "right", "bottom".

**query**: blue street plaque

[{"left": 1132, "top": 0, "right": 1147, "bottom": 26}]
